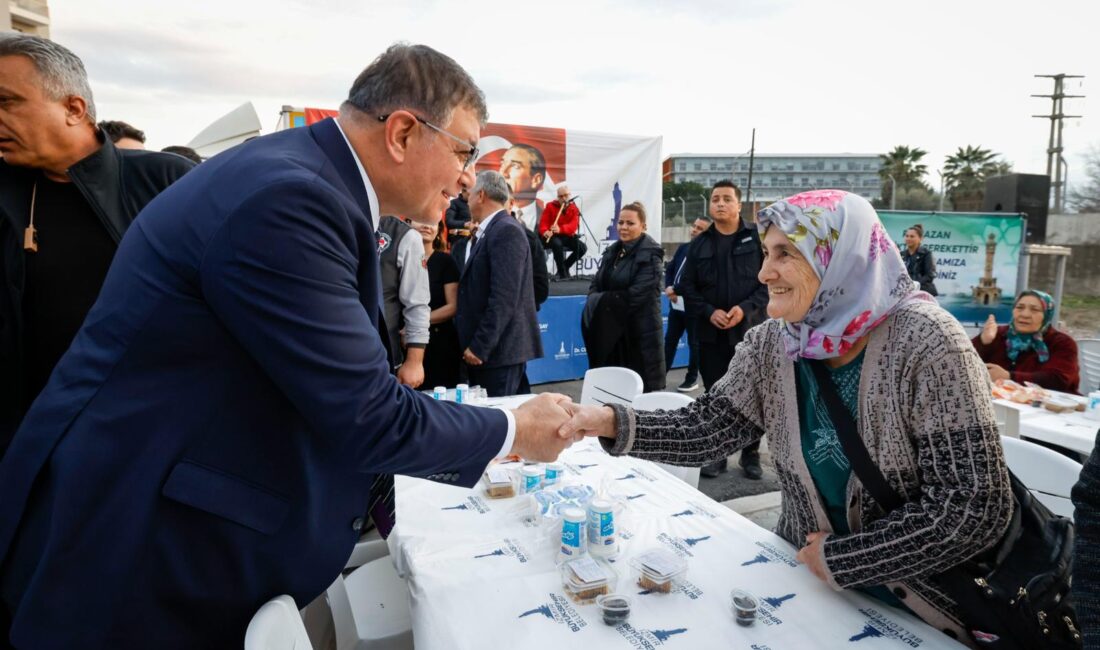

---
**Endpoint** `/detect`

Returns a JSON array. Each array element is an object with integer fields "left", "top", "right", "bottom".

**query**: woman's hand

[
  {"left": 980, "top": 314, "right": 997, "bottom": 345},
  {"left": 557, "top": 403, "right": 617, "bottom": 441},
  {"left": 796, "top": 531, "right": 830, "bottom": 582},
  {"left": 986, "top": 363, "right": 1010, "bottom": 382}
]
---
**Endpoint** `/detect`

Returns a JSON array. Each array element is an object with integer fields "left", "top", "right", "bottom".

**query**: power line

[{"left": 1032, "top": 74, "right": 1084, "bottom": 213}]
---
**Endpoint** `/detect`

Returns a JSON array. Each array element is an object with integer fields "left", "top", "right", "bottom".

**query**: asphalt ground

[{"left": 532, "top": 366, "right": 781, "bottom": 503}]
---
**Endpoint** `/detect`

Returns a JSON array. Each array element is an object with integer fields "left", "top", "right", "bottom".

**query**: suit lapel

[
  {"left": 461, "top": 210, "right": 507, "bottom": 278},
  {"left": 308, "top": 118, "right": 373, "bottom": 226}
]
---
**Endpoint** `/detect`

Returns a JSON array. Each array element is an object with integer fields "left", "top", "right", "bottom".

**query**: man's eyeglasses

[{"left": 377, "top": 112, "right": 479, "bottom": 171}]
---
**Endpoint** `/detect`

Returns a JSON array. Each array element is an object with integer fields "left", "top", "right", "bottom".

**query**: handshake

[{"left": 508, "top": 393, "right": 617, "bottom": 462}]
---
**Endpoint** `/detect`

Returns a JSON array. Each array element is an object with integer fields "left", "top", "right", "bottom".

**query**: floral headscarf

[
  {"left": 756, "top": 190, "right": 936, "bottom": 360},
  {"left": 1006, "top": 289, "right": 1055, "bottom": 363}
]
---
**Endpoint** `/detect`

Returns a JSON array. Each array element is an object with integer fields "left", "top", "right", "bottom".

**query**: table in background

[
  {"left": 994, "top": 393, "right": 1099, "bottom": 457},
  {"left": 392, "top": 437, "right": 965, "bottom": 649}
]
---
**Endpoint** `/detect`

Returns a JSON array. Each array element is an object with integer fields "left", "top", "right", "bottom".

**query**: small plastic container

[
  {"left": 730, "top": 589, "right": 759, "bottom": 627},
  {"left": 544, "top": 462, "right": 564, "bottom": 486},
  {"left": 596, "top": 594, "right": 632, "bottom": 626},
  {"left": 432, "top": 386, "right": 447, "bottom": 401},
  {"left": 519, "top": 465, "right": 543, "bottom": 494},
  {"left": 455, "top": 383, "right": 469, "bottom": 404},
  {"left": 630, "top": 548, "right": 687, "bottom": 594},
  {"left": 557, "top": 507, "right": 587, "bottom": 562},
  {"left": 482, "top": 467, "right": 515, "bottom": 499},
  {"left": 587, "top": 498, "right": 618, "bottom": 558},
  {"left": 561, "top": 556, "right": 617, "bottom": 604}
]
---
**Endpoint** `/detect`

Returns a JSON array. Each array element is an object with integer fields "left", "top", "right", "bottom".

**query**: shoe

[
  {"left": 740, "top": 452, "right": 763, "bottom": 480},
  {"left": 677, "top": 378, "right": 699, "bottom": 392},
  {"left": 700, "top": 460, "right": 727, "bottom": 478}
]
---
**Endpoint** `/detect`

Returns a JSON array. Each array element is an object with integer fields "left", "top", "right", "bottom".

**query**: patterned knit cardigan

[{"left": 604, "top": 301, "right": 1013, "bottom": 645}]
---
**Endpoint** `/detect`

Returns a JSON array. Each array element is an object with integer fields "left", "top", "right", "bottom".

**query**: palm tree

[
  {"left": 878, "top": 146, "right": 929, "bottom": 206},
  {"left": 943, "top": 145, "right": 1007, "bottom": 210}
]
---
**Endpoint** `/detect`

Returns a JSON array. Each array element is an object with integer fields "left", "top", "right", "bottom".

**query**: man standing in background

[
  {"left": 664, "top": 216, "right": 710, "bottom": 392},
  {"left": 680, "top": 181, "right": 768, "bottom": 479}
]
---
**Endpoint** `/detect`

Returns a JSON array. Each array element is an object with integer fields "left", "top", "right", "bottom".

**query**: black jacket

[
  {"left": 0, "top": 137, "right": 194, "bottom": 447},
  {"left": 1072, "top": 433, "right": 1100, "bottom": 647},
  {"left": 679, "top": 220, "right": 768, "bottom": 346},
  {"left": 901, "top": 245, "right": 937, "bottom": 296},
  {"left": 523, "top": 226, "right": 550, "bottom": 309},
  {"left": 444, "top": 196, "right": 470, "bottom": 237},
  {"left": 583, "top": 234, "right": 665, "bottom": 391}
]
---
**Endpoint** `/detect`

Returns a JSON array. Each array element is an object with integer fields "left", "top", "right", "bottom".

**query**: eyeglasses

[{"left": 377, "top": 112, "right": 479, "bottom": 171}]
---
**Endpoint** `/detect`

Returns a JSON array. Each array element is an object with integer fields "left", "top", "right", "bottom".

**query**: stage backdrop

[{"left": 878, "top": 211, "right": 1025, "bottom": 324}]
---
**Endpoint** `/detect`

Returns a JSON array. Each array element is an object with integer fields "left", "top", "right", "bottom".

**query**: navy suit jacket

[
  {"left": 0, "top": 118, "right": 507, "bottom": 649},
  {"left": 454, "top": 211, "right": 542, "bottom": 368}
]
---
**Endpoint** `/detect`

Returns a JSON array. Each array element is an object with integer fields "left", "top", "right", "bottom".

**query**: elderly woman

[
  {"left": 563, "top": 191, "right": 1013, "bottom": 645},
  {"left": 972, "top": 290, "right": 1080, "bottom": 393},
  {"left": 582, "top": 201, "right": 666, "bottom": 391}
]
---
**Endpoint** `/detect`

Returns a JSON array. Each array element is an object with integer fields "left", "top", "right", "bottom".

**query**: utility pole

[
  {"left": 1032, "top": 74, "right": 1084, "bottom": 214},
  {"left": 745, "top": 128, "right": 756, "bottom": 213}
]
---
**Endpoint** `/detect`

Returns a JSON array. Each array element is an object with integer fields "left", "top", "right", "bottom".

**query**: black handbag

[{"left": 808, "top": 361, "right": 1082, "bottom": 649}]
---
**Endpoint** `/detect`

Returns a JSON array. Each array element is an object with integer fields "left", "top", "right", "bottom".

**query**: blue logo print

[
  {"left": 848, "top": 608, "right": 924, "bottom": 646},
  {"left": 763, "top": 594, "right": 796, "bottom": 609},
  {"left": 517, "top": 594, "right": 588, "bottom": 632},
  {"left": 671, "top": 509, "right": 694, "bottom": 517},
  {"left": 625, "top": 493, "right": 646, "bottom": 500},
  {"left": 683, "top": 535, "right": 710, "bottom": 547},
  {"left": 849, "top": 625, "right": 884, "bottom": 642},
  {"left": 519, "top": 605, "right": 553, "bottom": 620},
  {"left": 742, "top": 553, "right": 771, "bottom": 566},
  {"left": 615, "top": 473, "right": 637, "bottom": 481},
  {"left": 441, "top": 503, "right": 468, "bottom": 511},
  {"left": 651, "top": 629, "right": 688, "bottom": 641},
  {"left": 474, "top": 549, "right": 505, "bottom": 559},
  {"left": 615, "top": 623, "right": 689, "bottom": 646}
]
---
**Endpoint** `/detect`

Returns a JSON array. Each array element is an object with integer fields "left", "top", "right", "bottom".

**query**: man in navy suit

[
  {"left": 0, "top": 44, "right": 573, "bottom": 649},
  {"left": 455, "top": 171, "right": 543, "bottom": 397}
]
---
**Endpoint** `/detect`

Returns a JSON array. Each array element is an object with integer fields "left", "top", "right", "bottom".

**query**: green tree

[
  {"left": 1068, "top": 145, "right": 1100, "bottom": 213},
  {"left": 662, "top": 180, "right": 708, "bottom": 201},
  {"left": 943, "top": 145, "right": 1009, "bottom": 211},
  {"left": 878, "top": 145, "right": 930, "bottom": 206}
]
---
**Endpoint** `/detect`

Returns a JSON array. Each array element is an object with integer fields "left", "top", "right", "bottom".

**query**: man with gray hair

[
  {"left": 455, "top": 170, "right": 543, "bottom": 396},
  {"left": 0, "top": 34, "right": 193, "bottom": 457},
  {"left": 0, "top": 43, "right": 572, "bottom": 648}
]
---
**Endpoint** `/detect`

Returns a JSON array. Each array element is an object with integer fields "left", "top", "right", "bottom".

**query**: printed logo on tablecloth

[
  {"left": 472, "top": 538, "right": 530, "bottom": 563},
  {"left": 637, "top": 577, "right": 704, "bottom": 600},
  {"left": 740, "top": 541, "right": 798, "bottom": 568},
  {"left": 615, "top": 466, "right": 658, "bottom": 482},
  {"left": 848, "top": 608, "right": 924, "bottom": 646},
  {"left": 517, "top": 593, "right": 588, "bottom": 632},
  {"left": 749, "top": 645, "right": 774, "bottom": 650},
  {"left": 670, "top": 501, "right": 718, "bottom": 519},
  {"left": 440, "top": 495, "right": 491, "bottom": 514},
  {"left": 625, "top": 493, "right": 647, "bottom": 500},
  {"left": 614, "top": 623, "right": 689, "bottom": 648},
  {"left": 656, "top": 532, "right": 712, "bottom": 558},
  {"left": 756, "top": 593, "right": 797, "bottom": 626},
  {"left": 564, "top": 462, "right": 599, "bottom": 475}
]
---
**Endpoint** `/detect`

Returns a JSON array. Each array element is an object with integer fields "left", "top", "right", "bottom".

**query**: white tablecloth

[
  {"left": 392, "top": 438, "right": 965, "bottom": 649},
  {"left": 995, "top": 394, "right": 1100, "bottom": 456}
]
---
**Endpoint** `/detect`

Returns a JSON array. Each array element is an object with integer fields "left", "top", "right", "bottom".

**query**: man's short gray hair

[
  {"left": 473, "top": 171, "right": 510, "bottom": 204},
  {"left": 343, "top": 43, "right": 487, "bottom": 127},
  {"left": 0, "top": 34, "right": 96, "bottom": 122}
]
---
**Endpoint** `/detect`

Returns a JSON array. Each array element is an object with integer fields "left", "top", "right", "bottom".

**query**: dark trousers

[
  {"left": 547, "top": 234, "right": 587, "bottom": 278},
  {"left": 699, "top": 338, "right": 759, "bottom": 457},
  {"left": 663, "top": 308, "right": 698, "bottom": 381},
  {"left": 468, "top": 363, "right": 526, "bottom": 397}
]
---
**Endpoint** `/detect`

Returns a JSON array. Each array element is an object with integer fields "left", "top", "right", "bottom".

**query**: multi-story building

[
  {"left": 2, "top": 0, "right": 50, "bottom": 38},
  {"left": 663, "top": 153, "right": 883, "bottom": 203}
]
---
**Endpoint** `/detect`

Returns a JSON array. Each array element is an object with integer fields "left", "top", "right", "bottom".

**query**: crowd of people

[{"left": 0, "top": 31, "right": 1097, "bottom": 650}]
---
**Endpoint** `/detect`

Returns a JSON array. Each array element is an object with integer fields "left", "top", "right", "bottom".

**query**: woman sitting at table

[
  {"left": 581, "top": 201, "right": 666, "bottom": 391},
  {"left": 972, "top": 289, "right": 1080, "bottom": 393},
  {"left": 562, "top": 191, "right": 1013, "bottom": 645}
]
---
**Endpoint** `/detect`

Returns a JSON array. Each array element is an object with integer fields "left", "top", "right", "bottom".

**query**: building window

[
  {"left": 678, "top": 162, "right": 686, "bottom": 171},
  {"left": 694, "top": 163, "right": 702, "bottom": 171}
]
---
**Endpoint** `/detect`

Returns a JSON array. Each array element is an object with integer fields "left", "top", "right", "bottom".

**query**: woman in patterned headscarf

[
  {"left": 561, "top": 191, "right": 1013, "bottom": 647},
  {"left": 972, "top": 289, "right": 1081, "bottom": 393}
]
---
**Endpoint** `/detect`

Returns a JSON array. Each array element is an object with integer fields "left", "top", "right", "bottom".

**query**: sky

[{"left": 51, "top": 0, "right": 1100, "bottom": 194}]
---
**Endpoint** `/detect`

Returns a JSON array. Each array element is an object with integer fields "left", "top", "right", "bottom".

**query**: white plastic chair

[
  {"left": 580, "top": 367, "right": 644, "bottom": 407},
  {"left": 1078, "top": 338, "right": 1100, "bottom": 393},
  {"left": 1000, "top": 436, "right": 1083, "bottom": 518},
  {"left": 631, "top": 392, "right": 701, "bottom": 489},
  {"left": 327, "top": 555, "right": 413, "bottom": 650},
  {"left": 245, "top": 595, "right": 314, "bottom": 650},
  {"left": 344, "top": 528, "right": 388, "bottom": 570}
]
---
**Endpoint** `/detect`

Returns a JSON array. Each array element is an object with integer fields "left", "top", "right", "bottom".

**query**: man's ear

[
  {"left": 382, "top": 111, "right": 419, "bottom": 164},
  {"left": 64, "top": 95, "right": 91, "bottom": 127}
]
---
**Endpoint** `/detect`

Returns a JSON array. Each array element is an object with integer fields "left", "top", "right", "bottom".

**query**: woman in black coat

[
  {"left": 900, "top": 223, "right": 937, "bottom": 295},
  {"left": 582, "top": 201, "right": 666, "bottom": 391}
]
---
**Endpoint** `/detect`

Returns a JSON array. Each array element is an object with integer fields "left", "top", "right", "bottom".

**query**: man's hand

[
  {"left": 795, "top": 531, "right": 830, "bottom": 582},
  {"left": 396, "top": 361, "right": 424, "bottom": 388},
  {"left": 986, "top": 363, "right": 1010, "bottom": 382},
  {"left": 509, "top": 393, "right": 575, "bottom": 462},
  {"left": 664, "top": 286, "right": 677, "bottom": 301},
  {"left": 710, "top": 308, "right": 731, "bottom": 329},
  {"left": 463, "top": 348, "right": 483, "bottom": 366},
  {"left": 551, "top": 225, "right": 560, "bottom": 234},
  {"left": 557, "top": 402, "right": 616, "bottom": 441},
  {"left": 980, "top": 314, "right": 998, "bottom": 345},
  {"left": 726, "top": 305, "right": 744, "bottom": 328}
]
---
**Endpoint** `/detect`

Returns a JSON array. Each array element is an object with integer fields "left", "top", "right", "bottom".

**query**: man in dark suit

[
  {"left": 0, "top": 44, "right": 573, "bottom": 649},
  {"left": 456, "top": 170, "right": 543, "bottom": 397}
]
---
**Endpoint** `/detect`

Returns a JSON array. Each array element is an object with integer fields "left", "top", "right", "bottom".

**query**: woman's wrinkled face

[
  {"left": 904, "top": 229, "right": 921, "bottom": 250},
  {"left": 1012, "top": 295, "right": 1045, "bottom": 335},
  {"left": 617, "top": 209, "right": 645, "bottom": 242},
  {"left": 758, "top": 226, "right": 821, "bottom": 322}
]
